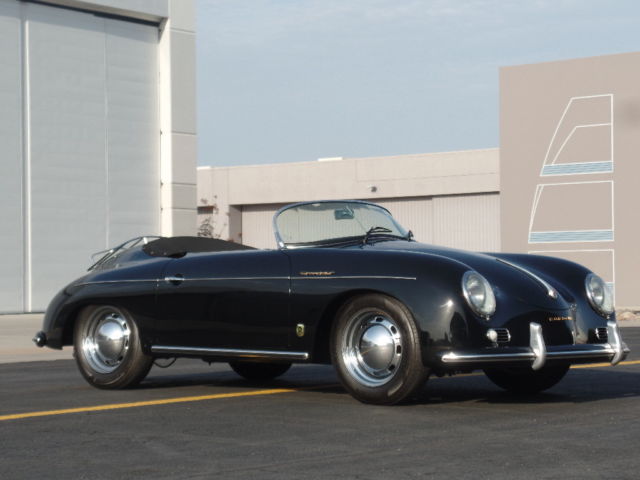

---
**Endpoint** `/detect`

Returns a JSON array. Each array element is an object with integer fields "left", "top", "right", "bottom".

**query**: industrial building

[
  {"left": 197, "top": 149, "right": 500, "bottom": 252},
  {"left": 1, "top": 2, "right": 637, "bottom": 314},
  {"left": 198, "top": 51, "right": 639, "bottom": 309},
  {"left": 0, "top": 0, "right": 196, "bottom": 313}
]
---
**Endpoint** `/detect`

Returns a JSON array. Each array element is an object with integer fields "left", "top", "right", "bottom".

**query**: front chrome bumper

[{"left": 440, "top": 321, "right": 629, "bottom": 370}]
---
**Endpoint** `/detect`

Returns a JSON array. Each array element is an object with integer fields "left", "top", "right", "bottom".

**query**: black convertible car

[{"left": 35, "top": 200, "right": 629, "bottom": 404}]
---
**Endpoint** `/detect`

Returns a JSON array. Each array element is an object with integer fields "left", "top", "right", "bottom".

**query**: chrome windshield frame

[
  {"left": 88, "top": 235, "right": 161, "bottom": 270},
  {"left": 273, "top": 200, "right": 405, "bottom": 249}
]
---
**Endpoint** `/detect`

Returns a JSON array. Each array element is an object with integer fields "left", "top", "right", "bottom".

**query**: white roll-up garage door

[{"left": 0, "top": 1, "right": 160, "bottom": 312}]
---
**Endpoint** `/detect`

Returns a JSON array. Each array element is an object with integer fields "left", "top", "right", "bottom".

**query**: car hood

[{"left": 360, "top": 240, "right": 573, "bottom": 310}]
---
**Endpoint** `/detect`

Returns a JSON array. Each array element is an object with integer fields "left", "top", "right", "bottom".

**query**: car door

[{"left": 152, "top": 249, "right": 291, "bottom": 350}]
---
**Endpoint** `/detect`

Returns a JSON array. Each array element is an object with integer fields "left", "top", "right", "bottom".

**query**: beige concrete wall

[
  {"left": 159, "top": 0, "right": 197, "bottom": 236},
  {"left": 200, "top": 149, "right": 498, "bottom": 206},
  {"left": 501, "top": 52, "right": 640, "bottom": 308},
  {"left": 198, "top": 149, "right": 500, "bottom": 249}
]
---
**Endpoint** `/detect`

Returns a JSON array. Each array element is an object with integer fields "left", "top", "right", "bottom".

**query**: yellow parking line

[
  {"left": 0, "top": 388, "right": 297, "bottom": 422},
  {"left": 571, "top": 359, "right": 640, "bottom": 369},
  {"left": 1, "top": 360, "right": 637, "bottom": 422}
]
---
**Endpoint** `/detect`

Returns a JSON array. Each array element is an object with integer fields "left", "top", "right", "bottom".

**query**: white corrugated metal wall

[
  {"left": 0, "top": 1, "right": 160, "bottom": 312},
  {"left": 239, "top": 193, "right": 500, "bottom": 251},
  {"left": 0, "top": 0, "right": 23, "bottom": 312},
  {"left": 431, "top": 194, "right": 501, "bottom": 251},
  {"left": 374, "top": 197, "right": 434, "bottom": 244},
  {"left": 241, "top": 203, "right": 283, "bottom": 248}
]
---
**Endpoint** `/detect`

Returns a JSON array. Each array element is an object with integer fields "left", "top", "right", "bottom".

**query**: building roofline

[{"left": 198, "top": 147, "right": 499, "bottom": 171}]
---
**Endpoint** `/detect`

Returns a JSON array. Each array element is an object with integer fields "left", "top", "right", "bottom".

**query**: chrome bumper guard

[{"left": 440, "top": 321, "right": 629, "bottom": 371}]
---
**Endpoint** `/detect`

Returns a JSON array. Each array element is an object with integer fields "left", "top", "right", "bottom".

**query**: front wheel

[
  {"left": 74, "top": 305, "right": 153, "bottom": 389},
  {"left": 484, "top": 364, "right": 570, "bottom": 394},
  {"left": 331, "top": 294, "right": 428, "bottom": 405}
]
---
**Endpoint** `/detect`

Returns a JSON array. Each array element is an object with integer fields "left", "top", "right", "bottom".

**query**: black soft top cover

[{"left": 143, "top": 236, "right": 255, "bottom": 257}]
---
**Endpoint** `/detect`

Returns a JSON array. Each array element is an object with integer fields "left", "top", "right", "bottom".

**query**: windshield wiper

[{"left": 362, "top": 226, "right": 393, "bottom": 245}]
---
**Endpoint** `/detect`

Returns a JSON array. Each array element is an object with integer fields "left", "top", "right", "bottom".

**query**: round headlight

[
  {"left": 585, "top": 273, "right": 614, "bottom": 316},
  {"left": 462, "top": 271, "right": 496, "bottom": 319}
]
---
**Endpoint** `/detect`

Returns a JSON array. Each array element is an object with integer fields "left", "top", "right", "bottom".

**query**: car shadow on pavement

[
  {"left": 411, "top": 367, "right": 640, "bottom": 406},
  {"left": 135, "top": 363, "right": 640, "bottom": 408},
  {"left": 139, "top": 363, "right": 341, "bottom": 391}
]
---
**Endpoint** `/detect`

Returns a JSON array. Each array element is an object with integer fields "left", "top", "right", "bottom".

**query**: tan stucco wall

[{"left": 501, "top": 52, "right": 640, "bottom": 308}]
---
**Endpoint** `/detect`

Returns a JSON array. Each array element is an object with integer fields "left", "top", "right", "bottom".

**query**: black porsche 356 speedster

[{"left": 34, "top": 200, "right": 629, "bottom": 404}]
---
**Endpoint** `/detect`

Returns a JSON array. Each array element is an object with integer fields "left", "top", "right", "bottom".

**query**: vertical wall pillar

[{"left": 159, "top": 0, "right": 197, "bottom": 236}]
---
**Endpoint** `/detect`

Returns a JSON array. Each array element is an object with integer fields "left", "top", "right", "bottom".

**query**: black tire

[
  {"left": 330, "top": 294, "right": 428, "bottom": 405},
  {"left": 484, "top": 364, "right": 570, "bottom": 394},
  {"left": 73, "top": 305, "right": 153, "bottom": 389},
  {"left": 229, "top": 361, "right": 291, "bottom": 380}
]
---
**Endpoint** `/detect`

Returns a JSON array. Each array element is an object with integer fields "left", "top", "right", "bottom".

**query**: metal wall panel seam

[
  {"left": 156, "top": 35, "right": 162, "bottom": 235},
  {"left": 103, "top": 17, "right": 110, "bottom": 250},
  {"left": 0, "top": 1, "right": 25, "bottom": 312}
]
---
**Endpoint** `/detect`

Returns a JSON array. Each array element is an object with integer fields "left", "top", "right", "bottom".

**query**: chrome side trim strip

[
  {"left": 497, "top": 258, "right": 558, "bottom": 299},
  {"left": 151, "top": 345, "right": 310, "bottom": 361},
  {"left": 180, "top": 277, "right": 289, "bottom": 282},
  {"left": 293, "top": 276, "right": 416, "bottom": 281},
  {"left": 81, "top": 275, "right": 416, "bottom": 286},
  {"left": 77, "top": 279, "right": 158, "bottom": 286}
]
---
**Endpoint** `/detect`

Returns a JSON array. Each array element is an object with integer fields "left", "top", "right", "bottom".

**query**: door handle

[{"left": 164, "top": 274, "right": 184, "bottom": 285}]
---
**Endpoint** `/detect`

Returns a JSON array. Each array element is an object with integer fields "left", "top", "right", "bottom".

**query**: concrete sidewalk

[
  {"left": 0, "top": 314, "right": 72, "bottom": 364},
  {"left": 1, "top": 312, "right": 639, "bottom": 364}
]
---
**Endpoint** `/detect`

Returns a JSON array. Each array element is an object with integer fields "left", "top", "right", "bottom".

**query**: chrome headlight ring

[
  {"left": 462, "top": 271, "right": 496, "bottom": 320},
  {"left": 585, "top": 273, "right": 614, "bottom": 317}
]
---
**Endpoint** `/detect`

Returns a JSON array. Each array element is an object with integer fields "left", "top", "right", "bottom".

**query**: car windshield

[{"left": 274, "top": 201, "right": 409, "bottom": 248}]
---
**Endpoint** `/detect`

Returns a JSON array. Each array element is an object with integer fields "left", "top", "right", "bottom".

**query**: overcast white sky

[{"left": 196, "top": 0, "right": 640, "bottom": 167}]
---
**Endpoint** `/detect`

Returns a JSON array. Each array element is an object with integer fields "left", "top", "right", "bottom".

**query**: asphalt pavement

[{"left": 1, "top": 326, "right": 639, "bottom": 479}]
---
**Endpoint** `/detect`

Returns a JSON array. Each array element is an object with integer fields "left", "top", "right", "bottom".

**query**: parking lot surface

[{"left": 1, "top": 329, "right": 639, "bottom": 479}]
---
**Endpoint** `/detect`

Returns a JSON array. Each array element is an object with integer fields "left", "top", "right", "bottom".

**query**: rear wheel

[
  {"left": 74, "top": 305, "right": 152, "bottom": 389},
  {"left": 229, "top": 361, "right": 291, "bottom": 380},
  {"left": 331, "top": 294, "right": 428, "bottom": 405},
  {"left": 484, "top": 364, "right": 570, "bottom": 394}
]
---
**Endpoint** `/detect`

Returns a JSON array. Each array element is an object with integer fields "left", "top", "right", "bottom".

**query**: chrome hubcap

[
  {"left": 341, "top": 312, "right": 403, "bottom": 387},
  {"left": 81, "top": 307, "right": 131, "bottom": 374}
]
